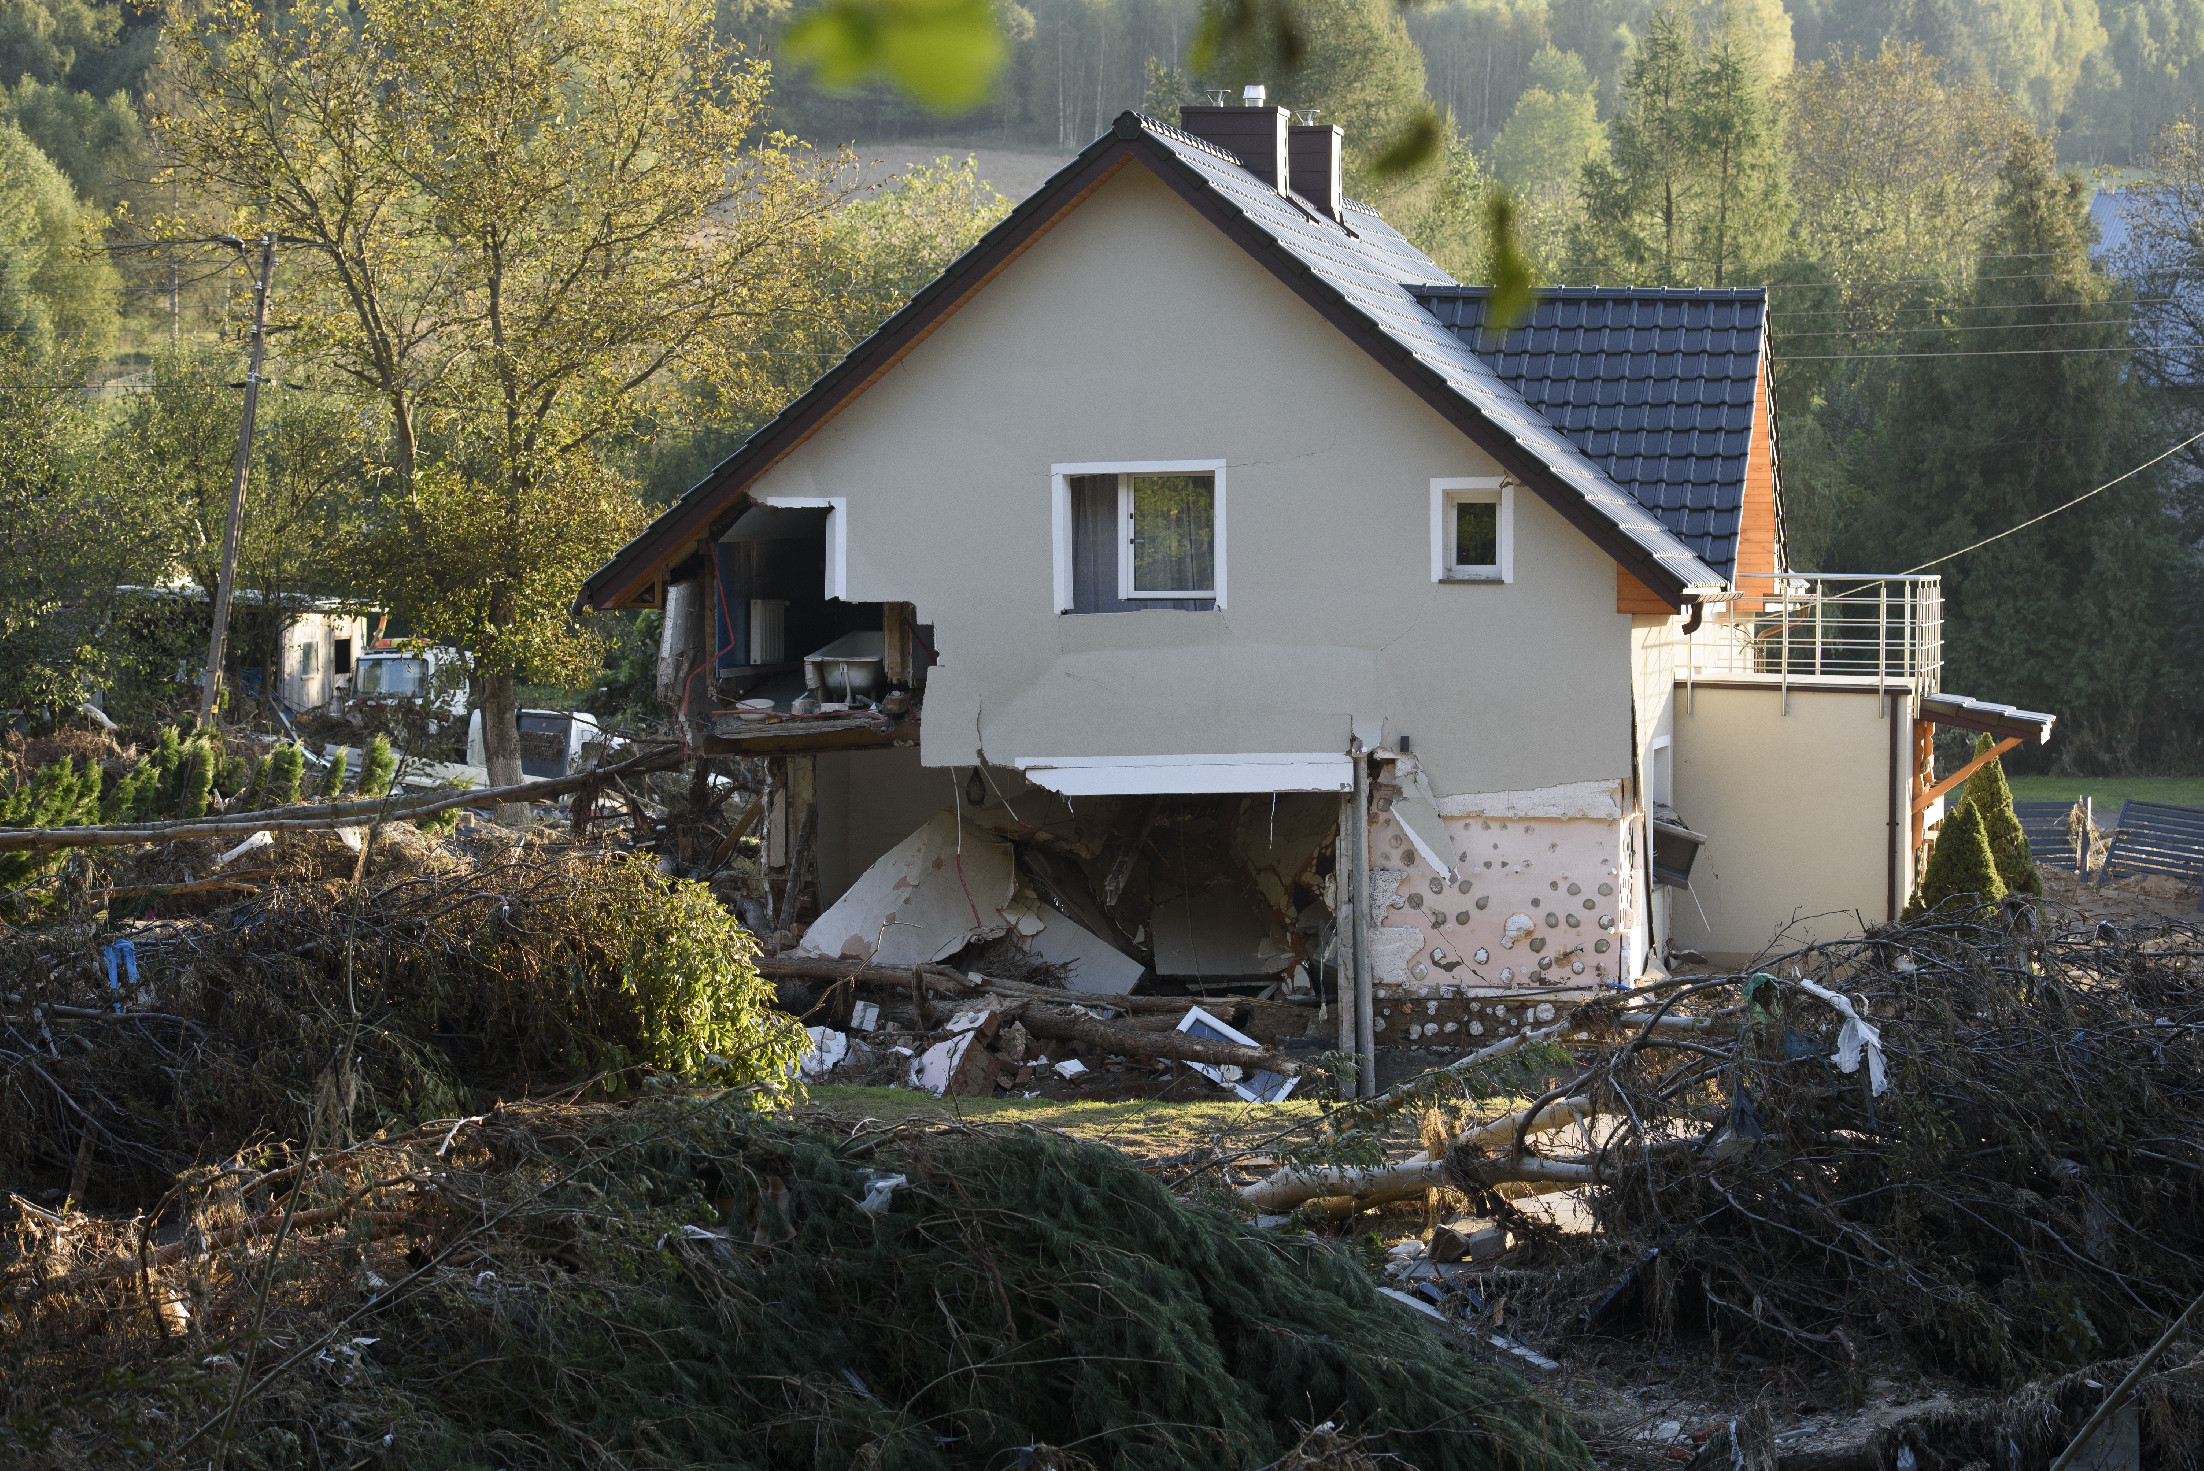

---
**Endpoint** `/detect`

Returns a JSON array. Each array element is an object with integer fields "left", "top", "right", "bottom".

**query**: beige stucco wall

[
  {"left": 1670, "top": 684, "right": 1902, "bottom": 963},
  {"left": 813, "top": 745, "right": 959, "bottom": 905},
  {"left": 744, "top": 162, "right": 1636, "bottom": 803}
]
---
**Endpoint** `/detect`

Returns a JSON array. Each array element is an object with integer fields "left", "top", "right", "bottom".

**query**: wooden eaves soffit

[{"left": 1908, "top": 695, "right": 2058, "bottom": 854}]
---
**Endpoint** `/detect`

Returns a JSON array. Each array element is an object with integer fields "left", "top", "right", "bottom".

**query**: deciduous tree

[{"left": 154, "top": 0, "right": 851, "bottom": 802}]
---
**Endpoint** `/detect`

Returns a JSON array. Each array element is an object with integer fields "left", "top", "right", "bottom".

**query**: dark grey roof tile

[{"left": 1417, "top": 283, "right": 1770, "bottom": 581}]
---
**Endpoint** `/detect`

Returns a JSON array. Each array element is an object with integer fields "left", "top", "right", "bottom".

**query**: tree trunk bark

[
  {"left": 480, "top": 669, "right": 527, "bottom": 827},
  {"left": 1240, "top": 1096, "right": 1596, "bottom": 1210}
]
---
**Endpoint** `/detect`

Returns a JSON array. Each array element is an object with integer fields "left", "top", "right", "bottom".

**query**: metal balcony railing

[{"left": 1681, "top": 574, "right": 1942, "bottom": 701}]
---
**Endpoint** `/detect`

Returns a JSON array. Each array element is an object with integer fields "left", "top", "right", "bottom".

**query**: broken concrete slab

[
  {"left": 800, "top": 809, "right": 1015, "bottom": 966},
  {"left": 1023, "top": 905, "right": 1145, "bottom": 994},
  {"left": 1431, "top": 1217, "right": 1509, "bottom": 1263}
]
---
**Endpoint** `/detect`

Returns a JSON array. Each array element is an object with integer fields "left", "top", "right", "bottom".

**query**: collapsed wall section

[{"left": 1366, "top": 780, "right": 1636, "bottom": 1035}]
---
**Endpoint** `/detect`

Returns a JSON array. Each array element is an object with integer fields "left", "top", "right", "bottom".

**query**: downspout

[
  {"left": 1887, "top": 689, "right": 1907, "bottom": 924},
  {"left": 1350, "top": 738, "right": 1375, "bottom": 1099},
  {"left": 1335, "top": 793, "right": 1355, "bottom": 1062},
  {"left": 1680, "top": 597, "right": 1704, "bottom": 635}
]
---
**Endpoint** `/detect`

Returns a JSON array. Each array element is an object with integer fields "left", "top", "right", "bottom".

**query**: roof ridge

[
  {"left": 1419, "top": 284, "right": 1770, "bottom": 300},
  {"left": 1129, "top": 111, "right": 1248, "bottom": 170}
]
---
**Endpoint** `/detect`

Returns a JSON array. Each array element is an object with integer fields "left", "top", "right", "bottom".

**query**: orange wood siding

[
  {"left": 1734, "top": 351, "right": 1778, "bottom": 594},
  {"left": 1616, "top": 567, "right": 1673, "bottom": 613}
]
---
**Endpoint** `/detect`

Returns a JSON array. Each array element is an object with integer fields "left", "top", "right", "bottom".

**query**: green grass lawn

[{"left": 2007, "top": 776, "right": 2204, "bottom": 815}]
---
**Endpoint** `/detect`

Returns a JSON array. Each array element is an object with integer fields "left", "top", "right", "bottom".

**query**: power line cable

[
  {"left": 1773, "top": 345, "right": 2137, "bottom": 361},
  {"left": 1899, "top": 428, "right": 2204, "bottom": 576}
]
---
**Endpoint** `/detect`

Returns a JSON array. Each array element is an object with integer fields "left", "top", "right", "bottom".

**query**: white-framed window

[
  {"left": 1430, "top": 477, "right": 1512, "bottom": 583},
  {"left": 1052, "top": 460, "right": 1227, "bottom": 613}
]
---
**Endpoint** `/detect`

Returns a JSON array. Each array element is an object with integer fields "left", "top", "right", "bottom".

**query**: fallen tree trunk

[
  {"left": 1019, "top": 1005, "right": 1301, "bottom": 1076},
  {"left": 756, "top": 955, "right": 1314, "bottom": 1019},
  {"left": 1242, "top": 1096, "right": 1596, "bottom": 1210},
  {"left": 0, "top": 747, "right": 685, "bottom": 852}
]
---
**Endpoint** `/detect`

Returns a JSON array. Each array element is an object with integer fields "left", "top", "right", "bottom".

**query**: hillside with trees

[{"left": 0, "top": 0, "right": 2197, "bottom": 775}]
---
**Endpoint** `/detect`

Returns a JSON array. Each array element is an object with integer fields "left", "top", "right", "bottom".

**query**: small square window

[
  {"left": 1455, "top": 499, "right": 1498, "bottom": 569},
  {"left": 1432, "top": 480, "right": 1512, "bottom": 583}
]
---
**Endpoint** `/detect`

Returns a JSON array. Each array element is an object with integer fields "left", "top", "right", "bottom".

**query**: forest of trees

[{"left": 0, "top": 0, "right": 2196, "bottom": 775}]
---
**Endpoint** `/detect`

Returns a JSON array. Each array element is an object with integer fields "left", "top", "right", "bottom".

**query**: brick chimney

[
  {"left": 1177, "top": 93, "right": 1289, "bottom": 194},
  {"left": 1288, "top": 123, "right": 1343, "bottom": 221}
]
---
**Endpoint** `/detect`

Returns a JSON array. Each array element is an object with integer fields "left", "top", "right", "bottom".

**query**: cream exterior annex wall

[
  {"left": 744, "top": 163, "right": 1635, "bottom": 801},
  {"left": 1670, "top": 685, "right": 1896, "bottom": 962}
]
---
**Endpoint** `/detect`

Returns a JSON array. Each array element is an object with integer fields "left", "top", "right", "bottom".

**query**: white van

[
  {"left": 350, "top": 642, "right": 470, "bottom": 718},
  {"left": 467, "top": 708, "right": 604, "bottom": 779}
]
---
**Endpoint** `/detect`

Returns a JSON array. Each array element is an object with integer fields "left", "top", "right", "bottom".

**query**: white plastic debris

[
  {"left": 1051, "top": 1058, "right": 1088, "bottom": 1079},
  {"left": 801, "top": 1026, "right": 848, "bottom": 1079},
  {"left": 850, "top": 1000, "right": 880, "bottom": 1032},
  {"left": 1177, "top": 1005, "right": 1297, "bottom": 1103},
  {"left": 335, "top": 824, "right": 365, "bottom": 853},
  {"left": 213, "top": 830, "right": 274, "bottom": 868},
  {"left": 1795, "top": 978, "right": 1888, "bottom": 1095},
  {"left": 855, "top": 1173, "right": 908, "bottom": 1217}
]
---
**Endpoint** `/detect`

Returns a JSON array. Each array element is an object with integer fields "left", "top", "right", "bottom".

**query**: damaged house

[{"left": 575, "top": 102, "right": 2052, "bottom": 1092}]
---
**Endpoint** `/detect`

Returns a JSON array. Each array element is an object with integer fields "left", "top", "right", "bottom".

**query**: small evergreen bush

[
  {"left": 1961, "top": 734, "right": 2041, "bottom": 897},
  {"left": 320, "top": 746, "right": 349, "bottom": 799},
  {"left": 1905, "top": 799, "right": 2006, "bottom": 922},
  {"left": 174, "top": 737, "right": 215, "bottom": 819},
  {"left": 357, "top": 732, "right": 396, "bottom": 798},
  {"left": 263, "top": 742, "right": 305, "bottom": 807}
]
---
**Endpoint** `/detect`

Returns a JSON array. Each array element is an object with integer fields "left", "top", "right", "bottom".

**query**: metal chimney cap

[{"left": 1242, "top": 83, "right": 1267, "bottom": 106}]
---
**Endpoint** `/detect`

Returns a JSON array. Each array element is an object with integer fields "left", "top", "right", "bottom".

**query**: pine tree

[
  {"left": 321, "top": 746, "right": 350, "bottom": 799},
  {"left": 1573, "top": 5, "right": 1700, "bottom": 283},
  {"left": 1844, "top": 130, "right": 2185, "bottom": 767},
  {"left": 1686, "top": 15, "right": 1788, "bottom": 285},
  {"left": 174, "top": 737, "right": 214, "bottom": 820},
  {"left": 1904, "top": 799, "right": 2007, "bottom": 922},
  {"left": 358, "top": 733, "right": 396, "bottom": 799},
  {"left": 264, "top": 742, "right": 305, "bottom": 808},
  {"left": 1961, "top": 733, "right": 2042, "bottom": 897}
]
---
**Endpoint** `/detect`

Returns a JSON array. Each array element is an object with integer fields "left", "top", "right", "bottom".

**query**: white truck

[{"left": 349, "top": 642, "right": 471, "bottom": 720}]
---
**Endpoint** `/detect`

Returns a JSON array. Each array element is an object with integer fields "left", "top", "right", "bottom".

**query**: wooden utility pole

[{"left": 195, "top": 235, "right": 277, "bottom": 730}]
